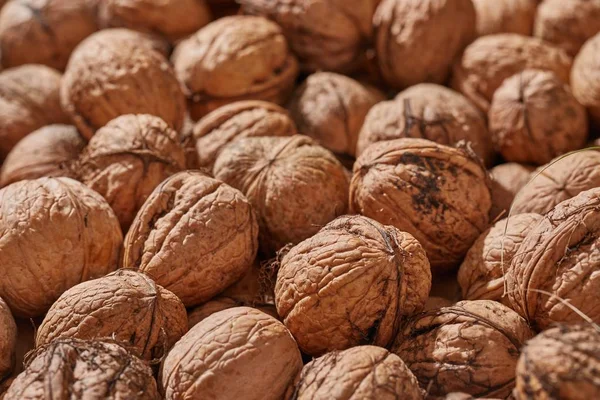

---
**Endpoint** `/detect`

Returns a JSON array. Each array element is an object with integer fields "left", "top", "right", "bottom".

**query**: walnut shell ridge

[
  {"left": 572, "top": 32, "right": 600, "bottom": 128},
  {"left": 0, "top": 297, "right": 16, "bottom": 381},
  {"left": 472, "top": 0, "right": 537, "bottom": 37}
]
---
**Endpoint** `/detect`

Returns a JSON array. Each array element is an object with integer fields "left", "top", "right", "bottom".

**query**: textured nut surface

[
  {"left": 214, "top": 135, "right": 349, "bottom": 255},
  {"left": 489, "top": 162, "right": 534, "bottom": 220},
  {"left": 0, "top": 297, "right": 16, "bottom": 381},
  {"left": 452, "top": 34, "right": 573, "bottom": 112},
  {"left": 350, "top": 138, "right": 491, "bottom": 271},
  {"left": 0, "top": 177, "right": 122, "bottom": 317},
  {"left": 374, "top": 0, "right": 476, "bottom": 89},
  {"left": 572, "top": 32, "right": 600, "bottom": 127},
  {"left": 172, "top": 16, "right": 299, "bottom": 121},
  {"left": 393, "top": 300, "right": 535, "bottom": 398},
  {"left": 4, "top": 339, "right": 159, "bottom": 400},
  {"left": 123, "top": 171, "right": 258, "bottom": 307},
  {"left": 36, "top": 270, "right": 187, "bottom": 361},
  {"left": 61, "top": 28, "right": 185, "bottom": 140},
  {"left": 275, "top": 215, "right": 431, "bottom": 356},
  {"left": 78, "top": 114, "right": 186, "bottom": 230},
  {"left": 160, "top": 307, "right": 302, "bottom": 400},
  {"left": 357, "top": 84, "right": 493, "bottom": 165},
  {"left": 472, "top": 0, "right": 536, "bottom": 37}
]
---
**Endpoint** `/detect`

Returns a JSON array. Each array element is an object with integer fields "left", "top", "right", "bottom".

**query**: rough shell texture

[
  {"left": 123, "top": 171, "right": 258, "bottom": 307},
  {"left": 35, "top": 270, "right": 188, "bottom": 361},
  {"left": 288, "top": 72, "right": 384, "bottom": 157},
  {"left": 61, "top": 28, "right": 185, "bottom": 140},
  {"left": 213, "top": 135, "right": 349, "bottom": 255},
  {"left": 356, "top": 84, "right": 493, "bottom": 165},
  {"left": 350, "top": 138, "right": 492, "bottom": 271},
  {"left": 290, "top": 345, "right": 424, "bottom": 400},
  {"left": 571, "top": 32, "right": 600, "bottom": 127},
  {"left": 172, "top": 16, "right": 299, "bottom": 121},
  {"left": 0, "top": 297, "right": 16, "bottom": 381},
  {"left": 0, "top": 124, "right": 85, "bottom": 187},
  {"left": 489, "top": 69, "right": 588, "bottom": 165},
  {"left": 374, "top": 0, "right": 476, "bottom": 90},
  {"left": 0, "top": 177, "right": 122, "bottom": 317},
  {"left": 515, "top": 324, "right": 600, "bottom": 400},
  {"left": 472, "top": 0, "right": 537, "bottom": 37},
  {"left": 0, "top": 0, "right": 98, "bottom": 70},
  {"left": 275, "top": 215, "right": 431, "bottom": 357},
  {"left": 393, "top": 300, "right": 535, "bottom": 398},
  {"left": 0, "top": 64, "right": 69, "bottom": 160},
  {"left": 489, "top": 163, "right": 534, "bottom": 221},
  {"left": 458, "top": 213, "right": 542, "bottom": 305},
  {"left": 452, "top": 34, "right": 573, "bottom": 112},
  {"left": 193, "top": 101, "right": 297, "bottom": 170},
  {"left": 3, "top": 339, "right": 160, "bottom": 400},
  {"left": 78, "top": 114, "right": 186, "bottom": 230},
  {"left": 160, "top": 307, "right": 302, "bottom": 400},
  {"left": 507, "top": 188, "right": 600, "bottom": 330}
]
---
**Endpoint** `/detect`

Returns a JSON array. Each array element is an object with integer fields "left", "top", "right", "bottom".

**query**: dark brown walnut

[
  {"left": 350, "top": 138, "right": 492, "bottom": 271},
  {"left": 123, "top": 171, "right": 258, "bottom": 307},
  {"left": 472, "top": 0, "right": 537, "bottom": 37},
  {"left": 515, "top": 324, "right": 600, "bottom": 400},
  {"left": 0, "top": 124, "right": 84, "bottom": 187},
  {"left": 0, "top": 177, "right": 122, "bottom": 318},
  {"left": 172, "top": 16, "right": 299, "bottom": 121},
  {"left": 35, "top": 270, "right": 188, "bottom": 361},
  {"left": 452, "top": 34, "right": 573, "bottom": 112},
  {"left": 0, "top": 297, "right": 16, "bottom": 382},
  {"left": 374, "top": 0, "right": 476, "bottom": 90},
  {"left": 572, "top": 32, "right": 600, "bottom": 128},
  {"left": 77, "top": 114, "right": 186, "bottom": 230},
  {"left": 356, "top": 84, "right": 493, "bottom": 166},
  {"left": 61, "top": 28, "right": 185, "bottom": 140},
  {"left": 193, "top": 101, "right": 297, "bottom": 170},
  {"left": 288, "top": 72, "right": 384, "bottom": 157},
  {"left": 213, "top": 135, "right": 349, "bottom": 255},
  {"left": 393, "top": 300, "right": 535, "bottom": 398},
  {"left": 0, "top": 0, "right": 98, "bottom": 70},
  {"left": 0, "top": 64, "right": 68, "bottom": 160},
  {"left": 3, "top": 339, "right": 160, "bottom": 400},
  {"left": 160, "top": 307, "right": 303, "bottom": 400},
  {"left": 507, "top": 188, "right": 600, "bottom": 330},
  {"left": 489, "top": 162, "right": 534, "bottom": 221}
]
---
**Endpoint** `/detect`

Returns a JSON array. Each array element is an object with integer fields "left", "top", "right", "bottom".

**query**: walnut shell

[
  {"left": 3, "top": 339, "right": 159, "bottom": 400},
  {"left": 188, "top": 300, "right": 278, "bottom": 329},
  {"left": 160, "top": 307, "right": 302, "bottom": 400},
  {"left": 452, "top": 34, "right": 573, "bottom": 112},
  {"left": 0, "top": 177, "right": 122, "bottom": 317},
  {"left": 350, "top": 138, "right": 492, "bottom": 271},
  {"left": 356, "top": 84, "right": 493, "bottom": 166},
  {"left": 0, "top": 297, "right": 16, "bottom": 381},
  {"left": 507, "top": 188, "right": 600, "bottom": 330},
  {"left": 61, "top": 28, "right": 185, "bottom": 140},
  {"left": 36, "top": 270, "right": 187, "bottom": 361},
  {"left": 213, "top": 135, "right": 349, "bottom": 255},
  {"left": 489, "top": 162, "right": 534, "bottom": 221},
  {"left": 393, "top": 300, "right": 535, "bottom": 398},
  {"left": 78, "top": 114, "right": 186, "bottom": 230},
  {"left": 472, "top": 0, "right": 537, "bottom": 37},
  {"left": 0, "top": 124, "right": 85, "bottom": 187},
  {"left": 572, "top": 32, "right": 600, "bottom": 128},
  {"left": 172, "top": 16, "right": 299, "bottom": 121},
  {"left": 374, "top": 0, "right": 476, "bottom": 90},
  {"left": 122, "top": 171, "right": 258, "bottom": 307}
]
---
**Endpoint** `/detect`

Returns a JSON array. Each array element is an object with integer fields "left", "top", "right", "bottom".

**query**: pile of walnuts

[{"left": 0, "top": 0, "right": 599, "bottom": 399}]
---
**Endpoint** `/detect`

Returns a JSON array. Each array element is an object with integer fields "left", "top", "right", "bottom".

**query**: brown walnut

[
  {"left": 0, "top": 297, "right": 16, "bottom": 382},
  {"left": 571, "top": 32, "right": 600, "bottom": 128},
  {"left": 489, "top": 162, "right": 534, "bottom": 221},
  {"left": 472, "top": 0, "right": 537, "bottom": 37}
]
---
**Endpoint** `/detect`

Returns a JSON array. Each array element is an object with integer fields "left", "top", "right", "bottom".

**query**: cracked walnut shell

[
  {"left": 571, "top": 32, "right": 600, "bottom": 128},
  {"left": 0, "top": 297, "right": 16, "bottom": 381},
  {"left": 472, "top": 0, "right": 537, "bottom": 37}
]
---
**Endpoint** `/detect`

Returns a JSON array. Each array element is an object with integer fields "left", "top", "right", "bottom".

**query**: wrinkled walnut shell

[
  {"left": 571, "top": 32, "right": 600, "bottom": 128},
  {"left": 489, "top": 162, "right": 534, "bottom": 221},
  {"left": 0, "top": 297, "right": 16, "bottom": 381},
  {"left": 472, "top": 0, "right": 537, "bottom": 37}
]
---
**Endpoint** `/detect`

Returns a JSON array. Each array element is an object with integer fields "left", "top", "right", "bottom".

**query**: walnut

[
  {"left": 489, "top": 162, "right": 534, "bottom": 221},
  {"left": 0, "top": 297, "right": 16, "bottom": 382},
  {"left": 172, "top": 16, "right": 299, "bottom": 121},
  {"left": 472, "top": 0, "right": 537, "bottom": 37},
  {"left": 572, "top": 32, "right": 600, "bottom": 128},
  {"left": 423, "top": 296, "right": 454, "bottom": 311}
]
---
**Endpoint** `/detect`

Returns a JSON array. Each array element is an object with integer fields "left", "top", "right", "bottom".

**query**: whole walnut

[
  {"left": 3, "top": 339, "right": 160, "bottom": 400},
  {"left": 0, "top": 297, "right": 16, "bottom": 381},
  {"left": 489, "top": 162, "right": 534, "bottom": 220},
  {"left": 571, "top": 32, "right": 600, "bottom": 128},
  {"left": 507, "top": 188, "right": 600, "bottom": 330},
  {"left": 350, "top": 138, "right": 492, "bottom": 271},
  {"left": 0, "top": 0, "right": 98, "bottom": 70},
  {"left": 160, "top": 307, "right": 303, "bottom": 400},
  {"left": 77, "top": 114, "right": 186, "bottom": 230},
  {"left": 515, "top": 324, "right": 600, "bottom": 400},
  {"left": 172, "top": 16, "right": 299, "bottom": 121},
  {"left": 393, "top": 300, "right": 535, "bottom": 398},
  {"left": 123, "top": 171, "right": 258, "bottom": 307},
  {"left": 0, "top": 64, "right": 68, "bottom": 160},
  {"left": 213, "top": 135, "right": 349, "bottom": 255},
  {"left": 356, "top": 84, "right": 493, "bottom": 166},
  {"left": 452, "top": 34, "right": 573, "bottom": 112},
  {"left": 288, "top": 72, "right": 384, "bottom": 157},
  {"left": 61, "top": 29, "right": 186, "bottom": 140},
  {"left": 275, "top": 215, "right": 431, "bottom": 357},
  {"left": 472, "top": 0, "right": 537, "bottom": 37},
  {"left": 0, "top": 177, "right": 122, "bottom": 317},
  {"left": 373, "top": 0, "right": 476, "bottom": 90},
  {"left": 0, "top": 125, "right": 85, "bottom": 187},
  {"left": 35, "top": 270, "right": 187, "bottom": 361}
]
